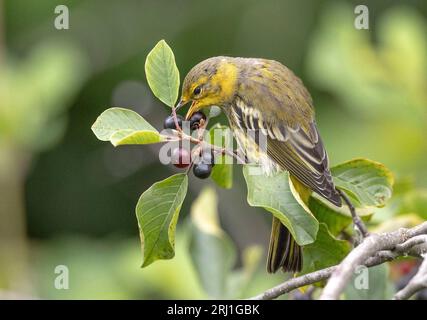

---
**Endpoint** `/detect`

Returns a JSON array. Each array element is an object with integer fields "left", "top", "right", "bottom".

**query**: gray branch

[
  {"left": 249, "top": 222, "right": 427, "bottom": 300},
  {"left": 320, "top": 222, "right": 427, "bottom": 300},
  {"left": 249, "top": 266, "right": 336, "bottom": 300},
  {"left": 394, "top": 255, "right": 427, "bottom": 300}
]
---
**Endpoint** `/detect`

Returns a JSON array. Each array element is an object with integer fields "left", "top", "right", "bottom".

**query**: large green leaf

[
  {"left": 302, "top": 158, "right": 393, "bottom": 236},
  {"left": 243, "top": 166, "right": 319, "bottom": 246},
  {"left": 209, "top": 124, "right": 233, "bottom": 189},
  {"left": 332, "top": 158, "right": 394, "bottom": 207},
  {"left": 145, "top": 40, "right": 180, "bottom": 107},
  {"left": 301, "top": 223, "right": 350, "bottom": 275},
  {"left": 189, "top": 187, "right": 236, "bottom": 298},
  {"left": 136, "top": 174, "right": 188, "bottom": 267},
  {"left": 91, "top": 107, "right": 164, "bottom": 146}
]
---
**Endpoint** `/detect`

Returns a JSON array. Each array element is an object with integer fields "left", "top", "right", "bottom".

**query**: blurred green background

[{"left": 0, "top": 0, "right": 426, "bottom": 299}]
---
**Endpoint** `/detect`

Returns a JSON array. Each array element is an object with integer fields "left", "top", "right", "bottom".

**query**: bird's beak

[{"left": 185, "top": 101, "right": 200, "bottom": 120}]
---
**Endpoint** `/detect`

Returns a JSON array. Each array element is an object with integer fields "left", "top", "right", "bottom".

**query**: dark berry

[
  {"left": 171, "top": 148, "right": 190, "bottom": 168},
  {"left": 201, "top": 149, "right": 215, "bottom": 167},
  {"left": 189, "top": 111, "right": 206, "bottom": 130},
  {"left": 163, "top": 115, "right": 183, "bottom": 130},
  {"left": 193, "top": 163, "right": 212, "bottom": 179}
]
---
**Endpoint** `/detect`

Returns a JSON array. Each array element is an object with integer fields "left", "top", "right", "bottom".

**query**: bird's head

[{"left": 177, "top": 57, "right": 238, "bottom": 119}]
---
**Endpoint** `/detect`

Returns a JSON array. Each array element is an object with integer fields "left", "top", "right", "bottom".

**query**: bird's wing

[{"left": 231, "top": 97, "right": 342, "bottom": 207}]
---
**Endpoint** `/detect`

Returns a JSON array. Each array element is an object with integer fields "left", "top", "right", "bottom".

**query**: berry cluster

[{"left": 163, "top": 111, "right": 214, "bottom": 179}]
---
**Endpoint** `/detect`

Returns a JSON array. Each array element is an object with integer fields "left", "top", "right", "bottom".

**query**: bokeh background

[{"left": 0, "top": 0, "right": 426, "bottom": 299}]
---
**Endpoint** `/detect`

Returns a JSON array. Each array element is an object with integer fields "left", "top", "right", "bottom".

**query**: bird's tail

[{"left": 267, "top": 216, "right": 303, "bottom": 273}]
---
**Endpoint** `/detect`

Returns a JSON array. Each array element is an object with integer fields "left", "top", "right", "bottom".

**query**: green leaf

[
  {"left": 189, "top": 187, "right": 236, "bottom": 298},
  {"left": 344, "top": 264, "right": 394, "bottom": 300},
  {"left": 308, "top": 195, "right": 374, "bottom": 236},
  {"left": 209, "top": 124, "right": 233, "bottom": 189},
  {"left": 145, "top": 40, "right": 180, "bottom": 107},
  {"left": 332, "top": 158, "right": 394, "bottom": 207},
  {"left": 91, "top": 107, "right": 164, "bottom": 146},
  {"left": 301, "top": 223, "right": 351, "bottom": 275},
  {"left": 243, "top": 166, "right": 319, "bottom": 245},
  {"left": 304, "top": 158, "right": 393, "bottom": 235},
  {"left": 136, "top": 174, "right": 188, "bottom": 267},
  {"left": 308, "top": 196, "right": 353, "bottom": 236},
  {"left": 110, "top": 129, "right": 164, "bottom": 146}
]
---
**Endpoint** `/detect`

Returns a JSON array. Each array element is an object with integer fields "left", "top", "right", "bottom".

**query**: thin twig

[{"left": 336, "top": 188, "right": 369, "bottom": 238}]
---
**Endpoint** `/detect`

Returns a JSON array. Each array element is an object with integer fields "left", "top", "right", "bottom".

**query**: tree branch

[
  {"left": 395, "top": 235, "right": 427, "bottom": 253},
  {"left": 249, "top": 266, "right": 335, "bottom": 300},
  {"left": 320, "top": 222, "right": 427, "bottom": 300},
  {"left": 394, "top": 255, "right": 427, "bottom": 300},
  {"left": 249, "top": 249, "right": 400, "bottom": 300},
  {"left": 249, "top": 222, "right": 427, "bottom": 300}
]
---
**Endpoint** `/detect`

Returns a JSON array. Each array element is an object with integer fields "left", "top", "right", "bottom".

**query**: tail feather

[{"left": 267, "top": 217, "right": 303, "bottom": 273}]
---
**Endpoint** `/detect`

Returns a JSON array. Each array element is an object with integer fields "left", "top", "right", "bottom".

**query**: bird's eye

[{"left": 193, "top": 86, "right": 202, "bottom": 96}]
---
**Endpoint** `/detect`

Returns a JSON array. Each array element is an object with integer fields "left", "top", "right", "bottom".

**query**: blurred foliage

[
  {"left": 0, "top": 25, "right": 87, "bottom": 292},
  {"left": 1, "top": 0, "right": 426, "bottom": 299},
  {"left": 0, "top": 41, "right": 87, "bottom": 152},
  {"left": 306, "top": 3, "right": 427, "bottom": 181},
  {"left": 189, "top": 187, "right": 264, "bottom": 299},
  {"left": 189, "top": 187, "right": 237, "bottom": 298}
]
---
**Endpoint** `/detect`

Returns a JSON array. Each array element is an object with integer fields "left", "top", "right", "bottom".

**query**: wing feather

[{"left": 231, "top": 99, "right": 342, "bottom": 207}]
